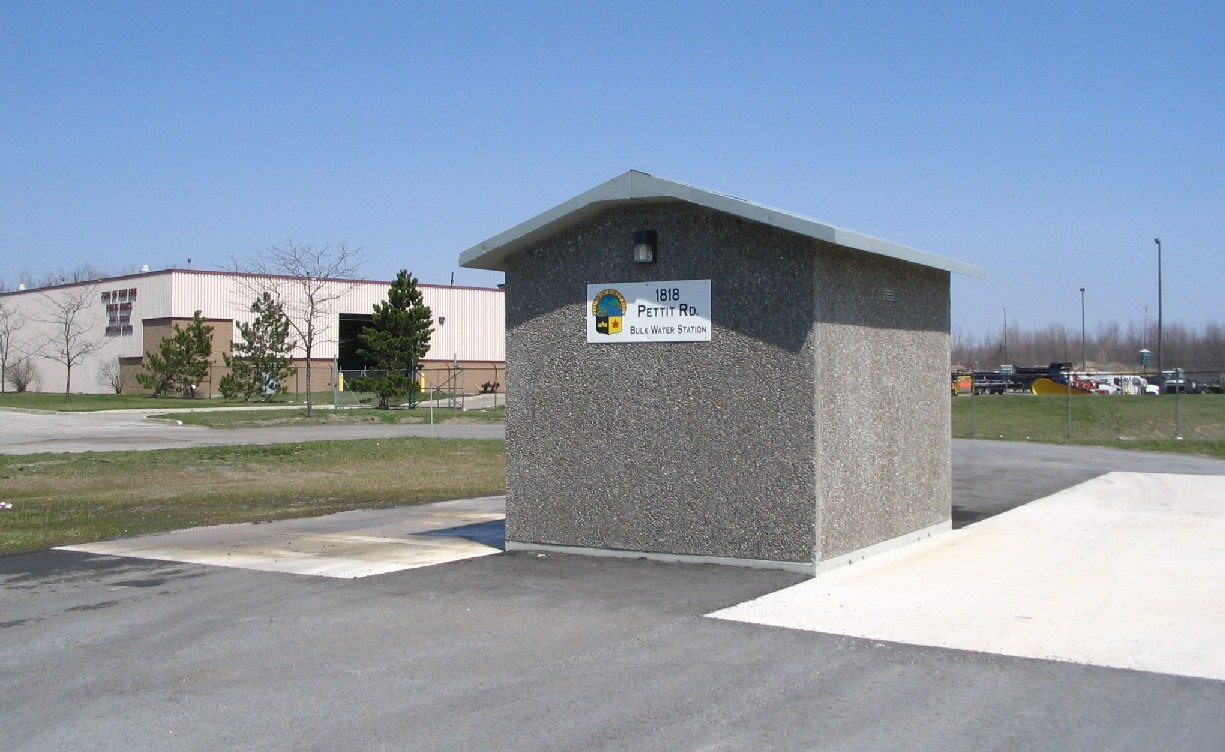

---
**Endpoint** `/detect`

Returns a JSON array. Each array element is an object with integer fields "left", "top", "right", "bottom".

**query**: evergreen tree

[
  {"left": 136, "top": 311, "right": 213, "bottom": 398},
  {"left": 220, "top": 292, "right": 296, "bottom": 402},
  {"left": 350, "top": 270, "right": 433, "bottom": 408}
]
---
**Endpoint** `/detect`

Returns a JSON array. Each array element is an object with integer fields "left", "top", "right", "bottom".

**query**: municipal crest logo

[{"left": 591, "top": 288, "right": 626, "bottom": 335}]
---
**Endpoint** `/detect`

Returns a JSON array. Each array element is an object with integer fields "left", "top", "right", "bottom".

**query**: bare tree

[
  {"left": 1163, "top": 322, "right": 1192, "bottom": 369},
  {"left": 97, "top": 357, "right": 124, "bottom": 394},
  {"left": 36, "top": 264, "right": 109, "bottom": 288},
  {"left": 953, "top": 317, "right": 1225, "bottom": 374},
  {"left": 1203, "top": 323, "right": 1225, "bottom": 370},
  {"left": 0, "top": 298, "right": 26, "bottom": 395},
  {"left": 228, "top": 241, "right": 365, "bottom": 416},
  {"left": 7, "top": 355, "right": 38, "bottom": 392},
  {"left": 950, "top": 329, "right": 977, "bottom": 369},
  {"left": 35, "top": 283, "right": 104, "bottom": 401},
  {"left": 1093, "top": 321, "right": 1122, "bottom": 366}
]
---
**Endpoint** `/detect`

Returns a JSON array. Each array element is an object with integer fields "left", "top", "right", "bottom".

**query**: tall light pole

[
  {"left": 1155, "top": 238, "right": 1163, "bottom": 374},
  {"left": 1080, "top": 287, "right": 1086, "bottom": 371},
  {"left": 1002, "top": 307, "right": 1008, "bottom": 364}
]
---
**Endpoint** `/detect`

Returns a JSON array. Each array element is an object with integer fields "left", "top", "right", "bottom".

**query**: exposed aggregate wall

[{"left": 504, "top": 201, "right": 952, "bottom": 567}]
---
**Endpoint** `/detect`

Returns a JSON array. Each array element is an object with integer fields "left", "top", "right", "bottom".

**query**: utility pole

[
  {"left": 1080, "top": 287, "right": 1086, "bottom": 371},
  {"left": 1002, "top": 307, "right": 1008, "bottom": 364},
  {"left": 1155, "top": 238, "right": 1163, "bottom": 374}
]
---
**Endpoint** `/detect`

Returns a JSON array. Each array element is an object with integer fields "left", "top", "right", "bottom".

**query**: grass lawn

[
  {"left": 5, "top": 390, "right": 1223, "bottom": 557},
  {"left": 159, "top": 406, "right": 506, "bottom": 428},
  {"left": 0, "top": 438, "right": 505, "bottom": 556},
  {"left": 0, "top": 392, "right": 504, "bottom": 424},
  {"left": 0, "top": 391, "right": 330, "bottom": 412},
  {"left": 952, "top": 393, "right": 1225, "bottom": 459}
]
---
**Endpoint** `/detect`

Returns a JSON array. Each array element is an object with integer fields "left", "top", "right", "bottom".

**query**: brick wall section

[
  {"left": 418, "top": 362, "right": 505, "bottom": 395},
  {"left": 125, "top": 325, "right": 505, "bottom": 400},
  {"left": 280, "top": 360, "right": 336, "bottom": 397},
  {"left": 126, "top": 317, "right": 234, "bottom": 396}
]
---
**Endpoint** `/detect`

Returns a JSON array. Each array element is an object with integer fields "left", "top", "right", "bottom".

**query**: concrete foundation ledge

[
  {"left": 504, "top": 541, "right": 818, "bottom": 575},
  {"left": 814, "top": 520, "right": 952, "bottom": 574}
]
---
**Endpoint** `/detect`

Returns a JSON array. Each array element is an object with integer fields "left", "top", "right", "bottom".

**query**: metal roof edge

[
  {"left": 458, "top": 172, "right": 637, "bottom": 270},
  {"left": 831, "top": 228, "right": 988, "bottom": 280},
  {"left": 459, "top": 170, "right": 987, "bottom": 280}
]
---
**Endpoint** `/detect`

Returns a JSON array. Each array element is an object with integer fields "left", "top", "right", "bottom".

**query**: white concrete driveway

[
  {"left": 713, "top": 472, "right": 1225, "bottom": 682},
  {"left": 60, "top": 496, "right": 506, "bottom": 578}
]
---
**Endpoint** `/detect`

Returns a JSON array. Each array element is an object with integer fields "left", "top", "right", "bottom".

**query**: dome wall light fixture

[{"left": 633, "top": 229, "right": 657, "bottom": 264}]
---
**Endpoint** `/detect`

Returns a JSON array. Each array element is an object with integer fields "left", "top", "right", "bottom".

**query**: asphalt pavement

[
  {"left": 3, "top": 411, "right": 1225, "bottom": 750},
  {"left": 0, "top": 407, "right": 503, "bottom": 454}
]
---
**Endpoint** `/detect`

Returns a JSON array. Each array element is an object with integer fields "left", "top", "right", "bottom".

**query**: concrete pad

[
  {"left": 59, "top": 497, "right": 505, "bottom": 578},
  {"left": 711, "top": 473, "right": 1225, "bottom": 681}
]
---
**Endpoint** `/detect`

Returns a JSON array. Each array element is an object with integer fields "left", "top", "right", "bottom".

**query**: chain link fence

[
  {"left": 334, "top": 363, "right": 504, "bottom": 410},
  {"left": 121, "top": 360, "right": 506, "bottom": 409},
  {"left": 952, "top": 368, "right": 1225, "bottom": 442}
]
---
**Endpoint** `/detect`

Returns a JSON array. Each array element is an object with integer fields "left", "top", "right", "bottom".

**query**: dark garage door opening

[{"left": 337, "top": 313, "right": 373, "bottom": 371}]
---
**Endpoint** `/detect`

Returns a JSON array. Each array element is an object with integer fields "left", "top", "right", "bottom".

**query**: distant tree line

[
  {"left": 0, "top": 262, "right": 180, "bottom": 292},
  {"left": 0, "top": 265, "right": 117, "bottom": 292},
  {"left": 953, "top": 320, "right": 1225, "bottom": 373}
]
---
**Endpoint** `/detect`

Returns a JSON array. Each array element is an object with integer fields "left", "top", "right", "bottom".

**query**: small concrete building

[{"left": 461, "top": 170, "right": 985, "bottom": 574}]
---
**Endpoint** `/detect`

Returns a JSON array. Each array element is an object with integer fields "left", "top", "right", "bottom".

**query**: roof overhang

[{"left": 458, "top": 170, "right": 987, "bottom": 279}]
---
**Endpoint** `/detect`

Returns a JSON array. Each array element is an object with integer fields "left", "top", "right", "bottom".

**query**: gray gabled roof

[{"left": 458, "top": 170, "right": 987, "bottom": 279}]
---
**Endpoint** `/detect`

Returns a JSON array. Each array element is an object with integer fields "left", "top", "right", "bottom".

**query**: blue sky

[{"left": 3, "top": 1, "right": 1222, "bottom": 340}]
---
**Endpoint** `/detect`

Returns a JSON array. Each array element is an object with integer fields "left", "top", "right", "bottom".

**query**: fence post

[
  {"left": 1174, "top": 385, "right": 1182, "bottom": 441},
  {"left": 1066, "top": 376, "right": 1073, "bottom": 440},
  {"left": 969, "top": 372, "right": 976, "bottom": 437}
]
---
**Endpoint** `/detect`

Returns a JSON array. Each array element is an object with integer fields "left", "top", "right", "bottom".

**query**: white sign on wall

[{"left": 586, "top": 280, "right": 712, "bottom": 343}]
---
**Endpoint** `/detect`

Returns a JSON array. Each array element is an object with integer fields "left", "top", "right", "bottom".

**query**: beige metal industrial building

[{"left": 0, "top": 268, "right": 504, "bottom": 397}]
